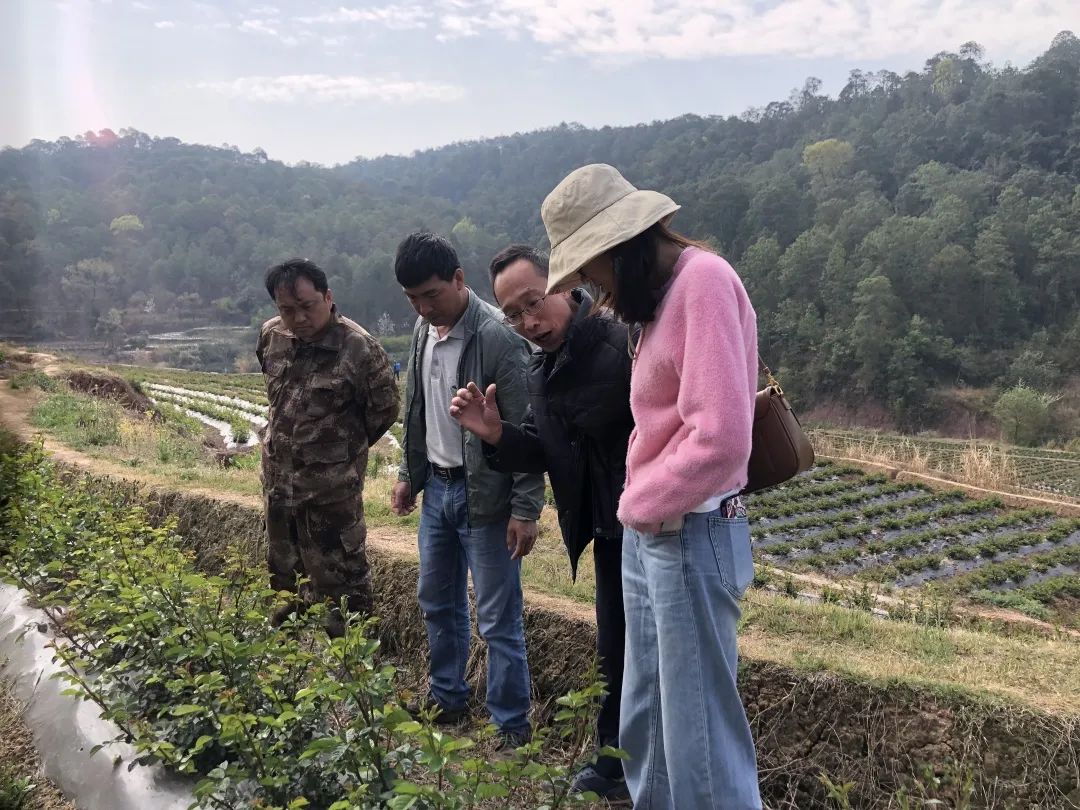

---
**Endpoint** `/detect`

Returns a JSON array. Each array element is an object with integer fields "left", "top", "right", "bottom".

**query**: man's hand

[
  {"left": 506, "top": 518, "right": 538, "bottom": 561},
  {"left": 449, "top": 382, "right": 503, "bottom": 445},
  {"left": 391, "top": 481, "right": 416, "bottom": 516}
]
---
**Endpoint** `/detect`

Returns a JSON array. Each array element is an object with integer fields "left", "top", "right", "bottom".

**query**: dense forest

[{"left": 2, "top": 33, "right": 1079, "bottom": 428}]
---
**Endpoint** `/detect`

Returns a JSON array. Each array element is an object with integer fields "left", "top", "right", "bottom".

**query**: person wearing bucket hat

[{"left": 542, "top": 164, "right": 762, "bottom": 809}]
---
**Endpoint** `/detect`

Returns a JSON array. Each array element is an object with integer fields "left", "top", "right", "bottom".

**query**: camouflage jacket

[{"left": 257, "top": 307, "right": 399, "bottom": 508}]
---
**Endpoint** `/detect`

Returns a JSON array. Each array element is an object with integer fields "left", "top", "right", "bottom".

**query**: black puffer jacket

[{"left": 485, "top": 289, "right": 634, "bottom": 578}]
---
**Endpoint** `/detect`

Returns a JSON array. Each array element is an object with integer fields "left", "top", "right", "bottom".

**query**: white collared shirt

[{"left": 421, "top": 317, "right": 466, "bottom": 468}]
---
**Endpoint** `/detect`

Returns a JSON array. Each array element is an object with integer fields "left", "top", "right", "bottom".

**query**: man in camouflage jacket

[{"left": 257, "top": 258, "right": 399, "bottom": 635}]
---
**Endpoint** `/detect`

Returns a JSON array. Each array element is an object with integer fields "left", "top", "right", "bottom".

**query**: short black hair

[
  {"left": 489, "top": 244, "right": 549, "bottom": 286},
  {"left": 264, "top": 257, "right": 328, "bottom": 300},
  {"left": 394, "top": 232, "right": 460, "bottom": 288}
]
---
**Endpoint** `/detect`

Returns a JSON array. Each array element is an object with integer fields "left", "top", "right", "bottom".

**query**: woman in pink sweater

[{"left": 541, "top": 164, "right": 761, "bottom": 810}]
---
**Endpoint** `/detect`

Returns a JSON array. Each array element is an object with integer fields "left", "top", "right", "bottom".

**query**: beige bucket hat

[{"left": 541, "top": 163, "right": 680, "bottom": 294}]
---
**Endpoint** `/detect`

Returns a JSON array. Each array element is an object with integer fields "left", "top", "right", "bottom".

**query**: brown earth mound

[{"left": 64, "top": 370, "right": 157, "bottom": 415}]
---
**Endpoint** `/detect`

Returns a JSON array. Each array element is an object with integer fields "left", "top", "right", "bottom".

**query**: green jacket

[{"left": 398, "top": 289, "right": 545, "bottom": 526}]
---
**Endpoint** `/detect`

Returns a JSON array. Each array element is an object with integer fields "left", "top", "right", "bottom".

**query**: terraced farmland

[
  {"left": 809, "top": 427, "right": 1080, "bottom": 502},
  {"left": 750, "top": 463, "right": 1080, "bottom": 624},
  {"left": 117, "top": 368, "right": 268, "bottom": 447}
]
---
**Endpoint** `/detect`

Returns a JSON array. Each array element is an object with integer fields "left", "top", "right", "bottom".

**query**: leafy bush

[{"left": 0, "top": 441, "right": 616, "bottom": 809}]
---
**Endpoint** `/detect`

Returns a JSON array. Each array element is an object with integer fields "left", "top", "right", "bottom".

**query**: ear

[
  {"left": 325, "top": 288, "right": 334, "bottom": 306},
  {"left": 453, "top": 268, "right": 465, "bottom": 288}
]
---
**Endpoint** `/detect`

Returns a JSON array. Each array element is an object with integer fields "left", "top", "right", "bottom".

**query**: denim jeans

[
  {"left": 416, "top": 472, "right": 531, "bottom": 733},
  {"left": 620, "top": 508, "right": 761, "bottom": 809}
]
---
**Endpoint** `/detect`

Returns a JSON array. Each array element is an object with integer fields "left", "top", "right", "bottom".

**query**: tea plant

[{"left": 0, "top": 442, "right": 616, "bottom": 810}]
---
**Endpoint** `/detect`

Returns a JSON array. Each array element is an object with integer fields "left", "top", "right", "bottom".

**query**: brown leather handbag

[{"left": 741, "top": 358, "right": 815, "bottom": 495}]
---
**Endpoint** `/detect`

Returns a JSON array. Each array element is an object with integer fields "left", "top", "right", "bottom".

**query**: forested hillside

[{"left": 2, "top": 33, "right": 1079, "bottom": 427}]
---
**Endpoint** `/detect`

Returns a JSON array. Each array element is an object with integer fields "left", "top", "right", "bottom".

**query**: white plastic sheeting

[
  {"left": 144, "top": 383, "right": 266, "bottom": 419},
  {"left": 148, "top": 397, "right": 258, "bottom": 449},
  {"left": 0, "top": 584, "right": 195, "bottom": 810}
]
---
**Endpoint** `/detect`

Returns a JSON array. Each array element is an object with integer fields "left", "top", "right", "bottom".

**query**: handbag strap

[{"left": 758, "top": 353, "right": 783, "bottom": 393}]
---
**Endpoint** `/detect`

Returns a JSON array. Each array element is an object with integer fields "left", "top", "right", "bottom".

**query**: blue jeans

[
  {"left": 417, "top": 473, "right": 531, "bottom": 733},
  {"left": 621, "top": 509, "right": 762, "bottom": 809}
]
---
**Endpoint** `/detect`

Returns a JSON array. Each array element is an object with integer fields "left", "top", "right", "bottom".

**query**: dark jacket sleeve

[
  {"left": 491, "top": 331, "right": 546, "bottom": 521},
  {"left": 397, "top": 319, "right": 422, "bottom": 483},
  {"left": 484, "top": 409, "right": 548, "bottom": 474}
]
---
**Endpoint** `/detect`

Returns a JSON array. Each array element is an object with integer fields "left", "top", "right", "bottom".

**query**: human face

[
  {"left": 274, "top": 277, "right": 333, "bottom": 341},
  {"left": 494, "top": 259, "right": 574, "bottom": 353},
  {"left": 578, "top": 252, "right": 617, "bottom": 295},
  {"left": 403, "top": 268, "right": 468, "bottom": 327}
]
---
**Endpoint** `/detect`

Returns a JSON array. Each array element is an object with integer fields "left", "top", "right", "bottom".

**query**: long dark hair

[{"left": 598, "top": 221, "right": 712, "bottom": 324}]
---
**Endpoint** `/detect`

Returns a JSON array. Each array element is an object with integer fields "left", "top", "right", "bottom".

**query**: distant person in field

[
  {"left": 393, "top": 360, "right": 402, "bottom": 381},
  {"left": 541, "top": 164, "right": 762, "bottom": 809},
  {"left": 390, "top": 232, "right": 544, "bottom": 751},
  {"left": 257, "top": 257, "right": 399, "bottom": 637},
  {"left": 449, "top": 244, "right": 633, "bottom": 801}
]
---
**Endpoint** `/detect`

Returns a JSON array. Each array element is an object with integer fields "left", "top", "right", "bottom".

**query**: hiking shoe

[
  {"left": 493, "top": 727, "right": 532, "bottom": 759},
  {"left": 405, "top": 694, "right": 467, "bottom": 726},
  {"left": 570, "top": 765, "right": 631, "bottom": 802}
]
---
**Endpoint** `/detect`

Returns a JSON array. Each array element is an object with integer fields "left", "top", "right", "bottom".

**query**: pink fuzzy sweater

[{"left": 617, "top": 247, "right": 758, "bottom": 528}]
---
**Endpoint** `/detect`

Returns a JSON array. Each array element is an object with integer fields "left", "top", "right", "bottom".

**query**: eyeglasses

[{"left": 502, "top": 296, "right": 547, "bottom": 327}]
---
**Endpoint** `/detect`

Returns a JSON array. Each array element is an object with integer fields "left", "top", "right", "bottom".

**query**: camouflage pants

[{"left": 265, "top": 496, "right": 373, "bottom": 616}]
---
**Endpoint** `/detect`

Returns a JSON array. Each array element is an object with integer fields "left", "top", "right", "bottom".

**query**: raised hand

[{"left": 449, "top": 382, "right": 503, "bottom": 445}]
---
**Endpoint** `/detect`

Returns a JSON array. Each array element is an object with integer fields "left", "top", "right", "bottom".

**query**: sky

[{"left": 2, "top": 0, "right": 1078, "bottom": 166}]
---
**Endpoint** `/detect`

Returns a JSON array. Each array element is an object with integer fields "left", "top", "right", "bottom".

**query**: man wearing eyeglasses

[
  {"left": 391, "top": 232, "right": 544, "bottom": 753},
  {"left": 450, "top": 244, "right": 635, "bottom": 801}
]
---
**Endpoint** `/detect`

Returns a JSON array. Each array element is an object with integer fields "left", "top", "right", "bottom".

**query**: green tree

[
  {"left": 109, "top": 214, "right": 144, "bottom": 234},
  {"left": 851, "top": 275, "right": 904, "bottom": 393},
  {"left": 993, "top": 385, "right": 1053, "bottom": 446}
]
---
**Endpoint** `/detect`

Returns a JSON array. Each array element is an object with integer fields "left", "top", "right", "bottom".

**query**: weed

[
  {"left": 782, "top": 575, "right": 799, "bottom": 599},
  {"left": 0, "top": 765, "right": 36, "bottom": 810}
]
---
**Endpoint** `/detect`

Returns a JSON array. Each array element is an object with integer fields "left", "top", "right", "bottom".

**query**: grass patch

[
  {"left": 968, "top": 589, "right": 1053, "bottom": 621},
  {"left": 738, "top": 589, "right": 1080, "bottom": 714}
]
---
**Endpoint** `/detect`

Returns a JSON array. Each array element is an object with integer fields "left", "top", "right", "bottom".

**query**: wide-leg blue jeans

[{"left": 620, "top": 508, "right": 762, "bottom": 809}]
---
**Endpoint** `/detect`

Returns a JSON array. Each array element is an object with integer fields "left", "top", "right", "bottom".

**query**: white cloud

[
  {"left": 297, "top": 5, "right": 431, "bottom": 29},
  {"left": 194, "top": 74, "right": 466, "bottom": 104},
  {"left": 428, "top": 0, "right": 1080, "bottom": 63},
  {"left": 153, "top": 19, "right": 174, "bottom": 28},
  {"left": 238, "top": 17, "right": 302, "bottom": 46}
]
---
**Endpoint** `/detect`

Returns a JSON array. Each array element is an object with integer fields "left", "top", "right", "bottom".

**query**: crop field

[
  {"left": 808, "top": 427, "right": 1080, "bottom": 502},
  {"left": 118, "top": 368, "right": 269, "bottom": 447},
  {"left": 749, "top": 463, "right": 1080, "bottom": 624}
]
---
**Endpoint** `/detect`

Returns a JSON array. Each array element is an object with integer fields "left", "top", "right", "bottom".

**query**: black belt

[{"left": 431, "top": 463, "right": 465, "bottom": 481}]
